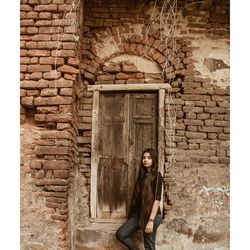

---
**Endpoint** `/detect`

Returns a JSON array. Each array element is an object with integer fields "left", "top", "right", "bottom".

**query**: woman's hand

[{"left": 145, "top": 220, "right": 154, "bottom": 234}]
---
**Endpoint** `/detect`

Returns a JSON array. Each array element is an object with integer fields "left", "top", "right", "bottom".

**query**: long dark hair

[{"left": 129, "top": 148, "right": 158, "bottom": 229}]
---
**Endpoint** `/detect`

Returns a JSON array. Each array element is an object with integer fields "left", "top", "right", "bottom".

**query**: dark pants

[{"left": 115, "top": 213, "right": 161, "bottom": 250}]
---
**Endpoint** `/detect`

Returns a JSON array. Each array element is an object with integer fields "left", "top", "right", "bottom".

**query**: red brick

[
  {"left": 21, "top": 96, "right": 34, "bottom": 108},
  {"left": 64, "top": 74, "right": 76, "bottom": 80},
  {"left": 186, "top": 131, "right": 207, "bottom": 139},
  {"left": 129, "top": 43, "right": 137, "bottom": 53},
  {"left": 51, "top": 50, "right": 75, "bottom": 57},
  {"left": 42, "top": 192, "right": 67, "bottom": 198},
  {"left": 28, "top": 64, "right": 52, "bottom": 72},
  {"left": 32, "top": 34, "right": 51, "bottom": 41},
  {"left": 122, "top": 65, "right": 138, "bottom": 73},
  {"left": 41, "top": 130, "right": 72, "bottom": 140},
  {"left": 51, "top": 214, "right": 67, "bottom": 221},
  {"left": 204, "top": 120, "right": 214, "bottom": 126},
  {"left": 30, "top": 57, "right": 39, "bottom": 64},
  {"left": 37, "top": 106, "right": 58, "bottom": 114},
  {"left": 201, "top": 126, "right": 223, "bottom": 133},
  {"left": 135, "top": 73, "right": 144, "bottom": 79},
  {"left": 20, "top": 89, "right": 26, "bottom": 97},
  {"left": 116, "top": 73, "right": 129, "bottom": 80},
  {"left": 103, "top": 65, "right": 121, "bottom": 73},
  {"left": 51, "top": 33, "right": 75, "bottom": 42},
  {"left": 158, "top": 44, "right": 166, "bottom": 53},
  {"left": 26, "top": 90, "right": 40, "bottom": 96},
  {"left": 34, "top": 114, "right": 47, "bottom": 122},
  {"left": 57, "top": 65, "right": 79, "bottom": 74},
  {"left": 25, "top": 42, "right": 37, "bottom": 49},
  {"left": 60, "top": 88, "right": 73, "bottom": 96},
  {"left": 46, "top": 197, "right": 67, "bottom": 203},
  {"left": 20, "top": 65, "right": 27, "bottom": 72},
  {"left": 34, "top": 97, "right": 48, "bottom": 106},
  {"left": 35, "top": 20, "right": 52, "bottom": 26},
  {"left": 67, "top": 57, "right": 79, "bottom": 66},
  {"left": 53, "top": 170, "right": 68, "bottom": 178},
  {"left": 127, "top": 79, "right": 145, "bottom": 84},
  {"left": 124, "top": 44, "right": 130, "bottom": 52},
  {"left": 37, "top": 79, "right": 51, "bottom": 88},
  {"left": 20, "top": 27, "right": 27, "bottom": 35},
  {"left": 37, "top": 146, "right": 70, "bottom": 155},
  {"left": 152, "top": 51, "right": 162, "bottom": 61},
  {"left": 49, "top": 78, "right": 73, "bottom": 87},
  {"left": 47, "top": 114, "right": 72, "bottom": 122},
  {"left": 30, "top": 160, "right": 42, "bottom": 170},
  {"left": 20, "top": 80, "right": 36, "bottom": 89},
  {"left": 27, "top": 50, "right": 50, "bottom": 57},
  {"left": 43, "top": 160, "right": 70, "bottom": 171},
  {"left": 41, "top": 88, "right": 58, "bottom": 96},
  {"left": 97, "top": 74, "right": 115, "bottom": 81},
  {"left": 47, "top": 96, "right": 73, "bottom": 105},
  {"left": 43, "top": 71, "right": 61, "bottom": 79},
  {"left": 204, "top": 107, "right": 225, "bottom": 113},
  {"left": 39, "top": 57, "right": 64, "bottom": 65},
  {"left": 27, "top": 27, "right": 39, "bottom": 34},
  {"left": 38, "top": 41, "right": 61, "bottom": 49},
  {"left": 57, "top": 123, "right": 71, "bottom": 130},
  {"left": 34, "top": 4, "right": 58, "bottom": 12},
  {"left": 214, "top": 120, "right": 229, "bottom": 127},
  {"left": 39, "top": 27, "right": 63, "bottom": 34},
  {"left": 39, "top": 12, "right": 52, "bottom": 19}
]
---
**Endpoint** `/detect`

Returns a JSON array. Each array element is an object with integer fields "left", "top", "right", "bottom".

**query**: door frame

[{"left": 87, "top": 84, "right": 171, "bottom": 220}]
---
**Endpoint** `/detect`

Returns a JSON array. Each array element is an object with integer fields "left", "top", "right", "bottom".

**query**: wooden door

[
  {"left": 97, "top": 92, "right": 158, "bottom": 219},
  {"left": 127, "top": 93, "right": 158, "bottom": 211}
]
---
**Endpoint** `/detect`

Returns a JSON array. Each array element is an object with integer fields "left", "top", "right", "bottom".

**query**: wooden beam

[
  {"left": 158, "top": 88, "right": 165, "bottom": 218},
  {"left": 90, "top": 90, "right": 100, "bottom": 219},
  {"left": 87, "top": 83, "right": 171, "bottom": 92}
]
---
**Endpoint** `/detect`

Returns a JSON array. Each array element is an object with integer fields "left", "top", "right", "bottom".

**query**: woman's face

[{"left": 142, "top": 152, "right": 153, "bottom": 168}]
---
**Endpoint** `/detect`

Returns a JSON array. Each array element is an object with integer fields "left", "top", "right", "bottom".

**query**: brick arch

[{"left": 80, "top": 25, "right": 186, "bottom": 84}]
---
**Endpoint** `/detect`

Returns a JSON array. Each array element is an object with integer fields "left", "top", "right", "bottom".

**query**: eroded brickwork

[{"left": 20, "top": 0, "right": 230, "bottom": 249}]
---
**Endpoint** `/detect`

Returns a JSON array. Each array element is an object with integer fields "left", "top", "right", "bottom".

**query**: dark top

[{"left": 135, "top": 171, "right": 163, "bottom": 215}]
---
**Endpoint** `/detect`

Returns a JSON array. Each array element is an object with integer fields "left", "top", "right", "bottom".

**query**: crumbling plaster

[
  {"left": 191, "top": 39, "right": 230, "bottom": 89},
  {"left": 21, "top": 125, "right": 60, "bottom": 250}
]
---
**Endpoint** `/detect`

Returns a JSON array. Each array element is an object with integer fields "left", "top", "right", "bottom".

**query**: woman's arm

[{"left": 144, "top": 200, "right": 160, "bottom": 233}]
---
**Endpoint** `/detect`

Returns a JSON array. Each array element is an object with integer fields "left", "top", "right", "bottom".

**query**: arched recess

[{"left": 79, "top": 25, "right": 187, "bottom": 85}]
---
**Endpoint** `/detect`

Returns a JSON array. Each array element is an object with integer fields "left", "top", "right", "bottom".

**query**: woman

[{"left": 116, "top": 148, "right": 164, "bottom": 250}]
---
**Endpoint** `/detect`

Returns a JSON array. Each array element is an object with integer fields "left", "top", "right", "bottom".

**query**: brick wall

[
  {"left": 20, "top": 0, "right": 82, "bottom": 249},
  {"left": 20, "top": 0, "right": 230, "bottom": 249}
]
